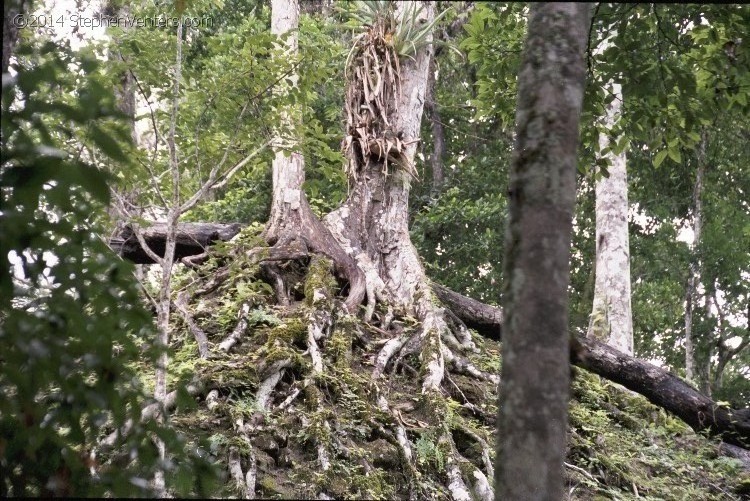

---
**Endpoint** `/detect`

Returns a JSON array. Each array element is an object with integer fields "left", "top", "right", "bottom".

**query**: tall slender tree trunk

[
  {"left": 266, "top": 0, "right": 303, "bottom": 239},
  {"left": 588, "top": 49, "right": 634, "bottom": 354},
  {"left": 2, "top": 0, "right": 26, "bottom": 74},
  {"left": 685, "top": 130, "right": 706, "bottom": 382},
  {"left": 263, "top": 0, "right": 365, "bottom": 313},
  {"left": 699, "top": 287, "right": 714, "bottom": 395},
  {"left": 497, "top": 4, "right": 590, "bottom": 500},
  {"left": 152, "top": 16, "right": 184, "bottom": 494}
]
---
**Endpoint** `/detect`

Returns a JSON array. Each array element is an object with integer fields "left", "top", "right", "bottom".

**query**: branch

[{"left": 180, "top": 139, "right": 272, "bottom": 213}]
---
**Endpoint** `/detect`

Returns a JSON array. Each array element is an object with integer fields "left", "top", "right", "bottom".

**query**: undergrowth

[{"left": 149, "top": 225, "right": 747, "bottom": 499}]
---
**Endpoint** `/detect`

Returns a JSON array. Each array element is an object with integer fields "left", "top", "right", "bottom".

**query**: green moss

[
  {"left": 567, "top": 370, "right": 744, "bottom": 499},
  {"left": 195, "top": 355, "right": 261, "bottom": 388},
  {"left": 156, "top": 254, "right": 746, "bottom": 501},
  {"left": 266, "top": 318, "right": 307, "bottom": 345},
  {"left": 304, "top": 256, "right": 337, "bottom": 307},
  {"left": 328, "top": 325, "right": 353, "bottom": 368},
  {"left": 303, "top": 382, "right": 324, "bottom": 410},
  {"left": 169, "top": 338, "right": 201, "bottom": 385}
]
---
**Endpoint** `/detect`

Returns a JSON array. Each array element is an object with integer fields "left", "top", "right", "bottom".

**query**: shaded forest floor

[{"left": 128, "top": 227, "right": 748, "bottom": 500}]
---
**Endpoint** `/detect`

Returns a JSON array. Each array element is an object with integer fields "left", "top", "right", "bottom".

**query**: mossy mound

[
  {"left": 567, "top": 371, "right": 746, "bottom": 499},
  {"left": 159, "top": 228, "right": 746, "bottom": 499}
]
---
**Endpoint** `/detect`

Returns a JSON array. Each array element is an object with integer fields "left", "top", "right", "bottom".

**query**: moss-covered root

[
  {"left": 437, "top": 427, "right": 494, "bottom": 501},
  {"left": 228, "top": 445, "right": 256, "bottom": 498}
]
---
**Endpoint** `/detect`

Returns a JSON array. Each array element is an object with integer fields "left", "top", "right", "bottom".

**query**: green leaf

[
  {"left": 653, "top": 149, "right": 669, "bottom": 168},
  {"left": 667, "top": 147, "right": 682, "bottom": 164},
  {"left": 90, "top": 125, "right": 128, "bottom": 163}
]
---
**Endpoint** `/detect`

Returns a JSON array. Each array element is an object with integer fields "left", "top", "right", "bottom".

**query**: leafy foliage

[{"left": 0, "top": 35, "right": 215, "bottom": 497}]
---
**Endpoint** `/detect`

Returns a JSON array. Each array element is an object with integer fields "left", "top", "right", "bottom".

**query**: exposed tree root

[
  {"left": 110, "top": 222, "right": 749, "bottom": 500},
  {"left": 218, "top": 303, "right": 250, "bottom": 352},
  {"left": 152, "top": 228, "right": 500, "bottom": 499},
  {"left": 174, "top": 291, "right": 210, "bottom": 358},
  {"left": 228, "top": 446, "right": 256, "bottom": 499}
]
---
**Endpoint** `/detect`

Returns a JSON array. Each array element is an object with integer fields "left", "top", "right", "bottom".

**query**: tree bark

[
  {"left": 497, "top": 4, "right": 591, "bottom": 500},
  {"left": 110, "top": 222, "right": 243, "bottom": 263},
  {"left": 151, "top": 16, "right": 185, "bottom": 495},
  {"left": 264, "top": 0, "right": 365, "bottom": 313},
  {"left": 684, "top": 130, "right": 706, "bottom": 382},
  {"left": 2, "top": 0, "right": 26, "bottom": 74},
  {"left": 588, "top": 35, "right": 634, "bottom": 354},
  {"left": 425, "top": 57, "right": 445, "bottom": 197},
  {"left": 571, "top": 336, "right": 750, "bottom": 449},
  {"left": 324, "top": 1, "right": 435, "bottom": 311}
]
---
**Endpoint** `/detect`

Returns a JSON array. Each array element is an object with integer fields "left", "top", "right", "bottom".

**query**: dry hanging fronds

[{"left": 342, "top": 2, "right": 447, "bottom": 180}]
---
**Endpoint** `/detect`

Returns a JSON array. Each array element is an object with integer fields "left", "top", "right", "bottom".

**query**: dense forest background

[{"left": 1, "top": 0, "right": 749, "bottom": 498}]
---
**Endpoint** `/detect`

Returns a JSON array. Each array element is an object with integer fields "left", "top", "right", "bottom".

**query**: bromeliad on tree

[{"left": 342, "top": 1, "right": 449, "bottom": 180}]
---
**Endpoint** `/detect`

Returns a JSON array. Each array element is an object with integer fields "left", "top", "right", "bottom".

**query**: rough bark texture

[
  {"left": 571, "top": 336, "right": 750, "bottom": 448},
  {"left": 425, "top": 57, "right": 445, "bottom": 197},
  {"left": 264, "top": 0, "right": 365, "bottom": 313},
  {"left": 432, "top": 283, "right": 502, "bottom": 340},
  {"left": 266, "top": 0, "right": 303, "bottom": 241},
  {"left": 589, "top": 62, "right": 634, "bottom": 355},
  {"left": 497, "top": 4, "right": 591, "bottom": 500},
  {"left": 325, "top": 2, "right": 435, "bottom": 312},
  {"left": 110, "top": 222, "right": 243, "bottom": 264}
]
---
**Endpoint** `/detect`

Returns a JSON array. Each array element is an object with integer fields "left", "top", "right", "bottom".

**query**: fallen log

[
  {"left": 110, "top": 222, "right": 243, "bottom": 264},
  {"left": 438, "top": 291, "right": 750, "bottom": 449},
  {"left": 432, "top": 283, "right": 502, "bottom": 341},
  {"left": 571, "top": 336, "right": 750, "bottom": 449},
  {"left": 109, "top": 221, "right": 750, "bottom": 449}
]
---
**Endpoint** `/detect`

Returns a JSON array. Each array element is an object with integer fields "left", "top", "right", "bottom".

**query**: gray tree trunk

[
  {"left": 264, "top": 0, "right": 365, "bottom": 313},
  {"left": 325, "top": 1, "right": 435, "bottom": 310},
  {"left": 322, "top": 1, "right": 453, "bottom": 396},
  {"left": 496, "top": 4, "right": 591, "bottom": 500},
  {"left": 425, "top": 58, "right": 445, "bottom": 197},
  {"left": 266, "top": 0, "right": 304, "bottom": 239},
  {"left": 588, "top": 75, "right": 634, "bottom": 355},
  {"left": 685, "top": 131, "right": 706, "bottom": 382}
]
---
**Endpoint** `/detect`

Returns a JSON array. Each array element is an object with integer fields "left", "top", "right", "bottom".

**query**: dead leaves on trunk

[{"left": 343, "top": 15, "right": 418, "bottom": 180}]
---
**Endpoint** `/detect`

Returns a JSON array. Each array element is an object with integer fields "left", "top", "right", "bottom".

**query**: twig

[{"left": 564, "top": 461, "right": 600, "bottom": 483}]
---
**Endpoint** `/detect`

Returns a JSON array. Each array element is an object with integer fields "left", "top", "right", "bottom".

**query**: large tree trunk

[
  {"left": 497, "top": 4, "right": 591, "bottom": 500},
  {"left": 322, "top": 2, "right": 461, "bottom": 401},
  {"left": 325, "top": 1, "right": 436, "bottom": 311},
  {"left": 589, "top": 35, "right": 634, "bottom": 354},
  {"left": 265, "top": 0, "right": 304, "bottom": 242}
]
